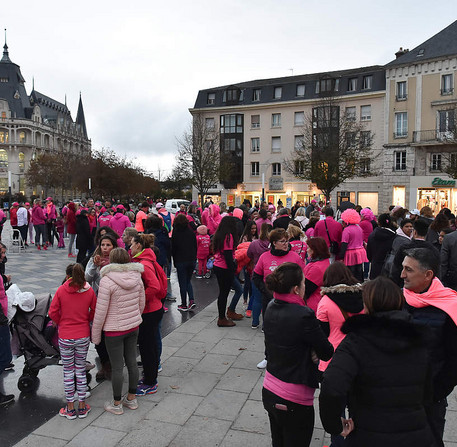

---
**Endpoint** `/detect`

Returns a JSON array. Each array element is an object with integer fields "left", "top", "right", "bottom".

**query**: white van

[{"left": 164, "top": 199, "right": 190, "bottom": 214}]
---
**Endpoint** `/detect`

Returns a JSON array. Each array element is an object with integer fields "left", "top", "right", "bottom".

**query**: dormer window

[
  {"left": 273, "top": 86, "right": 282, "bottom": 99},
  {"left": 207, "top": 93, "right": 215, "bottom": 105},
  {"left": 0, "top": 78, "right": 8, "bottom": 83},
  {"left": 223, "top": 87, "right": 241, "bottom": 103}
]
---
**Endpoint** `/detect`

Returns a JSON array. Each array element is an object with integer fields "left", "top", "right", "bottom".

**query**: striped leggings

[{"left": 58, "top": 337, "right": 90, "bottom": 402}]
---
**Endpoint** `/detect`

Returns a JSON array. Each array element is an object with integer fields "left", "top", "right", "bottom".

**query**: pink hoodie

[
  {"left": 207, "top": 204, "right": 222, "bottom": 235},
  {"left": 109, "top": 212, "right": 132, "bottom": 247}
]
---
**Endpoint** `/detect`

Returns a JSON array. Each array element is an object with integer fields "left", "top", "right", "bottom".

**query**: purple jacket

[
  {"left": 247, "top": 238, "right": 270, "bottom": 266},
  {"left": 32, "top": 205, "right": 46, "bottom": 225}
]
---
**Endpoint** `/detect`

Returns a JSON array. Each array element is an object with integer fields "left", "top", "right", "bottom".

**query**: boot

[
  {"left": 227, "top": 308, "right": 244, "bottom": 321},
  {"left": 217, "top": 317, "right": 236, "bottom": 327}
]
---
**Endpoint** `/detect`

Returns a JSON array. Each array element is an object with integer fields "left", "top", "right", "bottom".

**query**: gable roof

[{"left": 387, "top": 20, "right": 457, "bottom": 67}]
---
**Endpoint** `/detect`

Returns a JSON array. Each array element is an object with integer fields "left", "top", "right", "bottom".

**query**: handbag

[
  {"left": 206, "top": 258, "right": 214, "bottom": 270},
  {"left": 324, "top": 220, "right": 339, "bottom": 254}
]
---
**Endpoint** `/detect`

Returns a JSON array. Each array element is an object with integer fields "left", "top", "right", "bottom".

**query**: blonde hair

[
  {"left": 109, "top": 247, "right": 130, "bottom": 264},
  {"left": 287, "top": 224, "right": 303, "bottom": 240}
]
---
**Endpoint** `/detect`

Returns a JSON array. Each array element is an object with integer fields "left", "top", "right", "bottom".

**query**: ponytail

[
  {"left": 69, "top": 263, "right": 86, "bottom": 288},
  {"left": 132, "top": 233, "right": 155, "bottom": 249}
]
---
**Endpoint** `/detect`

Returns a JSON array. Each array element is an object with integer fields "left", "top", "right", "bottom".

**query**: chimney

[{"left": 395, "top": 47, "right": 409, "bottom": 59}]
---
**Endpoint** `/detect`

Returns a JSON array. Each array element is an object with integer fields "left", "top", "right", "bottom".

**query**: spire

[
  {"left": 64, "top": 93, "right": 67, "bottom": 107},
  {"left": 76, "top": 92, "right": 88, "bottom": 139},
  {"left": 32, "top": 76, "right": 34, "bottom": 91},
  {"left": 1, "top": 29, "right": 11, "bottom": 63}
]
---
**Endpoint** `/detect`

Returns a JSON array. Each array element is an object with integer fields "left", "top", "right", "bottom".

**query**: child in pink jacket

[{"left": 196, "top": 225, "right": 211, "bottom": 278}]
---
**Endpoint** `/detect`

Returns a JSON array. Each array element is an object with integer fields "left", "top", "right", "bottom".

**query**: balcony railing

[{"left": 413, "top": 129, "right": 456, "bottom": 143}]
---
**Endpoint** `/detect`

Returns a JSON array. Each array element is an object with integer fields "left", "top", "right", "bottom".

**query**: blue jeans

[
  {"left": 0, "top": 324, "right": 12, "bottom": 375},
  {"left": 229, "top": 276, "right": 243, "bottom": 311},
  {"left": 251, "top": 281, "right": 262, "bottom": 326},
  {"left": 243, "top": 268, "right": 252, "bottom": 304},
  {"left": 175, "top": 261, "right": 195, "bottom": 306}
]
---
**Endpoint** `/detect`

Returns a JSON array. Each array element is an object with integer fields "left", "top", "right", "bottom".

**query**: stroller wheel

[
  {"left": 86, "top": 372, "right": 92, "bottom": 385},
  {"left": 18, "top": 375, "right": 37, "bottom": 392}
]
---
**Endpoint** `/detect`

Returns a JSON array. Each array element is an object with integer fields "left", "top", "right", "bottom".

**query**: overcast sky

[{"left": 2, "top": 1, "right": 453, "bottom": 179}]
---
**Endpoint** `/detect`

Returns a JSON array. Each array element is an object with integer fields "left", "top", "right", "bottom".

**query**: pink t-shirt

[
  {"left": 316, "top": 295, "right": 364, "bottom": 371},
  {"left": 289, "top": 240, "right": 307, "bottom": 262},
  {"left": 254, "top": 250, "right": 305, "bottom": 279},
  {"left": 342, "top": 224, "right": 364, "bottom": 249},
  {"left": 304, "top": 259, "right": 330, "bottom": 312},
  {"left": 196, "top": 234, "right": 211, "bottom": 259},
  {"left": 214, "top": 234, "right": 234, "bottom": 269}
]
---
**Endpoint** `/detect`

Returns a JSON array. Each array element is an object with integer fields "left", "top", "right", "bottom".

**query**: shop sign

[
  {"left": 269, "top": 177, "right": 284, "bottom": 191},
  {"left": 286, "top": 197, "right": 292, "bottom": 208},
  {"left": 431, "top": 177, "right": 456, "bottom": 187}
]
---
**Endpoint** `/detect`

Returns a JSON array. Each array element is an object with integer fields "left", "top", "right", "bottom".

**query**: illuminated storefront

[{"left": 410, "top": 176, "right": 457, "bottom": 215}]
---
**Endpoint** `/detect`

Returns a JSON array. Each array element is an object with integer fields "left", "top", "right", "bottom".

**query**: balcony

[{"left": 413, "top": 129, "right": 456, "bottom": 144}]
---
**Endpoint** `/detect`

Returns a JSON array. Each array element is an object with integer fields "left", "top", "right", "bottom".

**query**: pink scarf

[
  {"left": 274, "top": 292, "right": 306, "bottom": 307},
  {"left": 404, "top": 277, "right": 457, "bottom": 325}
]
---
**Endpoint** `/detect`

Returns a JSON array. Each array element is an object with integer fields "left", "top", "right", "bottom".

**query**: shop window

[
  {"left": 358, "top": 192, "right": 378, "bottom": 215},
  {"left": 251, "top": 162, "right": 260, "bottom": 176},
  {"left": 431, "top": 153, "right": 442, "bottom": 172},
  {"left": 393, "top": 186, "right": 406, "bottom": 207},
  {"left": 272, "top": 163, "right": 281, "bottom": 176},
  {"left": 251, "top": 115, "right": 260, "bottom": 129},
  {"left": 395, "top": 151, "right": 406, "bottom": 171}
]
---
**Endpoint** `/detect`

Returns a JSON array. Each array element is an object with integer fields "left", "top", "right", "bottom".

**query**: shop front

[{"left": 410, "top": 176, "right": 457, "bottom": 215}]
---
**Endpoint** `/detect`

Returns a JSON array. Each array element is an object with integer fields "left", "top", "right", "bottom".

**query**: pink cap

[
  {"left": 46, "top": 197, "right": 53, "bottom": 202},
  {"left": 156, "top": 202, "right": 164, "bottom": 209},
  {"left": 116, "top": 204, "right": 126, "bottom": 210},
  {"left": 12, "top": 202, "right": 19, "bottom": 206}
]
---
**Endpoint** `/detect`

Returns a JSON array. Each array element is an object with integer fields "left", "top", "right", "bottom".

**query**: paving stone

[
  {"left": 169, "top": 415, "right": 231, "bottom": 447},
  {"left": 445, "top": 409, "right": 457, "bottom": 443},
  {"left": 232, "top": 399, "right": 270, "bottom": 435},
  {"left": 220, "top": 429, "right": 271, "bottom": 447},
  {"left": 160, "top": 356, "right": 200, "bottom": 378},
  {"left": 13, "top": 434, "right": 68, "bottom": 447},
  {"left": 160, "top": 345, "right": 179, "bottom": 362},
  {"left": 246, "top": 335, "right": 266, "bottom": 353},
  {"left": 116, "top": 420, "right": 181, "bottom": 447},
  {"left": 210, "top": 338, "right": 250, "bottom": 356},
  {"left": 192, "top": 327, "right": 227, "bottom": 344},
  {"left": 193, "top": 353, "right": 237, "bottom": 374},
  {"left": 309, "top": 428, "right": 326, "bottom": 447},
  {"left": 195, "top": 389, "right": 249, "bottom": 421},
  {"left": 173, "top": 320, "right": 209, "bottom": 334},
  {"left": 66, "top": 426, "right": 127, "bottom": 447},
  {"left": 162, "top": 331, "right": 192, "bottom": 348},
  {"left": 173, "top": 340, "right": 216, "bottom": 360},
  {"left": 172, "top": 371, "right": 221, "bottom": 397},
  {"left": 232, "top": 349, "right": 266, "bottom": 370},
  {"left": 224, "top": 326, "right": 259, "bottom": 341},
  {"left": 249, "top": 374, "right": 264, "bottom": 401},
  {"left": 145, "top": 393, "right": 203, "bottom": 425},
  {"left": 216, "top": 368, "right": 262, "bottom": 394}
]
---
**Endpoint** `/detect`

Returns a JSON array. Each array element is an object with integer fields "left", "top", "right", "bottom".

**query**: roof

[
  {"left": 76, "top": 94, "right": 88, "bottom": 139},
  {"left": 387, "top": 20, "right": 457, "bottom": 67}
]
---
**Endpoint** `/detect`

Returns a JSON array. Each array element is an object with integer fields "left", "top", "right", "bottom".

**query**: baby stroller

[{"left": 10, "top": 293, "right": 92, "bottom": 392}]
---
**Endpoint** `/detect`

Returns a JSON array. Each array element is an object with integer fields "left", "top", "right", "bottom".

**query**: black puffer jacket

[
  {"left": 366, "top": 227, "right": 397, "bottom": 279},
  {"left": 319, "top": 311, "right": 434, "bottom": 447},
  {"left": 264, "top": 298, "right": 333, "bottom": 389}
]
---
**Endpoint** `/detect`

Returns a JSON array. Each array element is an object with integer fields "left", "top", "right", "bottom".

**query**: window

[
  {"left": 362, "top": 75, "right": 373, "bottom": 90},
  {"left": 431, "top": 153, "right": 442, "bottom": 171},
  {"left": 205, "top": 118, "right": 215, "bottom": 129},
  {"left": 253, "top": 89, "right": 261, "bottom": 102},
  {"left": 345, "top": 107, "right": 356, "bottom": 121},
  {"left": 220, "top": 114, "right": 243, "bottom": 133},
  {"left": 360, "top": 105, "right": 371, "bottom": 121},
  {"left": 348, "top": 78, "right": 357, "bottom": 92},
  {"left": 19, "top": 131, "right": 26, "bottom": 143},
  {"left": 438, "top": 110, "right": 455, "bottom": 135},
  {"left": 451, "top": 153, "right": 457, "bottom": 170},
  {"left": 0, "top": 149, "right": 7, "bottom": 168},
  {"left": 272, "top": 113, "right": 281, "bottom": 127},
  {"left": 251, "top": 162, "right": 260, "bottom": 176},
  {"left": 360, "top": 131, "right": 371, "bottom": 147},
  {"left": 207, "top": 93, "right": 215, "bottom": 105},
  {"left": 272, "top": 137, "right": 281, "bottom": 153},
  {"left": 251, "top": 137, "right": 260, "bottom": 152},
  {"left": 273, "top": 87, "right": 282, "bottom": 99},
  {"left": 346, "top": 132, "right": 356, "bottom": 148},
  {"left": 296, "top": 84, "right": 305, "bottom": 97},
  {"left": 294, "top": 112, "right": 304, "bottom": 126},
  {"left": 0, "top": 131, "right": 8, "bottom": 143},
  {"left": 396, "top": 81, "right": 407, "bottom": 100},
  {"left": 223, "top": 88, "right": 240, "bottom": 103},
  {"left": 395, "top": 151, "right": 406, "bottom": 171},
  {"left": 395, "top": 112, "right": 408, "bottom": 137},
  {"left": 272, "top": 163, "right": 281, "bottom": 176},
  {"left": 360, "top": 159, "right": 371, "bottom": 174},
  {"left": 19, "top": 152, "right": 25, "bottom": 173},
  {"left": 442, "top": 74, "right": 453, "bottom": 95},
  {"left": 0, "top": 78, "right": 8, "bottom": 83},
  {"left": 294, "top": 135, "right": 304, "bottom": 149},
  {"left": 295, "top": 160, "right": 305, "bottom": 175},
  {"left": 251, "top": 115, "right": 260, "bottom": 128},
  {"left": 316, "top": 78, "right": 337, "bottom": 93},
  {"left": 1, "top": 112, "right": 6, "bottom": 120},
  {"left": 223, "top": 138, "right": 241, "bottom": 151}
]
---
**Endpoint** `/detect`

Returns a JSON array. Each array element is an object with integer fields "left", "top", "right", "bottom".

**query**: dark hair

[
  {"left": 420, "top": 206, "right": 434, "bottom": 218},
  {"left": 212, "top": 216, "right": 239, "bottom": 253},
  {"left": 109, "top": 247, "right": 130, "bottom": 264},
  {"left": 241, "top": 220, "right": 257, "bottom": 242},
  {"left": 146, "top": 215, "right": 163, "bottom": 230},
  {"left": 430, "top": 213, "right": 449, "bottom": 232},
  {"left": 307, "top": 237, "right": 330, "bottom": 259},
  {"left": 377, "top": 213, "right": 394, "bottom": 229},
  {"left": 362, "top": 276, "right": 404, "bottom": 314},
  {"left": 93, "top": 234, "right": 118, "bottom": 258},
  {"left": 305, "top": 216, "right": 319, "bottom": 231},
  {"left": 440, "top": 227, "right": 453, "bottom": 236},
  {"left": 259, "top": 209, "right": 268, "bottom": 219},
  {"left": 132, "top": 233, "right": 155, "bottom": 249},
  {"left": 323, "top": 206, "right": 334, "bottom": 217},
  {"left": 94, "top": 226, "right": 119, "bottom": 247},
  {"left": 141, "top": 201, "right": 149, "bottom": 209},
  {"left": 278, "top": 208, "right": 289, "bottom": 216},
  {"left": 400, "top": 218, "right": 413, "bottom": 228},
  {"left": 413, "top": 218, "right": 430, "bottom": 237},
  {"left": 323, "top": 261, "right": 359, "bottom": 287},
  {"left": 269, "top": 228, "right": 287, "bottom": 245},
  {"left": 173, "top": 213, "right": 189, "bottom": 229},
  {"left": 69, "top": 263, "right": 86, "bottom": 288},
  {"left": 404, "top": 247, "right": 439, "bottom": 277},
  {"left": 259, "top": 223, "right": 271, "bottom": 241},
  {"left": 265, "top": 262, "right": 304, "bottom": 294}
]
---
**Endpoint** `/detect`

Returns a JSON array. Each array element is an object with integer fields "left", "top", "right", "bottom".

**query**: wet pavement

[{"left": 0, "top": 225, "right": 219, "bottom": 447}]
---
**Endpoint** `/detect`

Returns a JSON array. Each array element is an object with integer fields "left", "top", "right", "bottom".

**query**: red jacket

[
  {"left": 132, "top": 248, "right": 163, "bottom": 313},
  {"left": 9, "top": 207, "right": 18, "bottom": 226},
  {"left": 66, "top": 203, "right": 77, "bottom": 234}
]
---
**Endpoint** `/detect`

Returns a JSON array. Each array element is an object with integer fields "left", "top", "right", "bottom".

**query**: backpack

[
  {"left": 162, "top": 212, "right": 172, "bottom": 233},
  {"left": 151, "top": 259, "right": 168, "bottom": 300}
]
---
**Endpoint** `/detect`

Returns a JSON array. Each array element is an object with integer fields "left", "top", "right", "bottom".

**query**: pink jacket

[
  {"left": 207, "top": 204, "right": 222, "bottom": 235},
  {"left": 304, "top": 258, "right": 330, "bottom": 312},
  {"left": 109, "top": 212, "right": 132, "bottom": 246},
  {"left": 314, "top": 217, "right": 343, "bottom": 247},
  {"left": 98, "top": 213, "right": 112, "bottom": 227},
  {"left": 196, "top": 234, "right": 211, "bottom": 259},
  {"left": 91, "top": 262, "right": 145, "bottom": 345},
  {"left": 32, "top": 205, "right": 46, "bottom": 225}
]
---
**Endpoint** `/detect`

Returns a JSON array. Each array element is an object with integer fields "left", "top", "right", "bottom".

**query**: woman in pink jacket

[
  {"left": 92, "top": 248, "right": 145, "bottom": 416},
  {"left": 207, "top": 204, "right": 222, "bottom": 235}
]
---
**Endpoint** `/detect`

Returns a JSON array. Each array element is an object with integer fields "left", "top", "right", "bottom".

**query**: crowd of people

[{"left": 1, "top": 195, "right": 457, "bottom": 446}]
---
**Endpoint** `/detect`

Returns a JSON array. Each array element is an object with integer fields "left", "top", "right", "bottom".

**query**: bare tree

[
  {"left": 284, "top": 91, "right": 377, "bottom": 202},
  {"left": 177, "top": 113, "right": 228, "bottom": 208}
]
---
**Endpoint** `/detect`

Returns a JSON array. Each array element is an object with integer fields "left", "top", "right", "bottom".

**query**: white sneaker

[
  {"left": 104, "top": 400, "right": 123, "bottom": 415},
  {"left": 122, "top": 395, "right": 138, "bottom": 410},
  {"left": 257, "top": 359, "right": 267, "bottom": 369}
]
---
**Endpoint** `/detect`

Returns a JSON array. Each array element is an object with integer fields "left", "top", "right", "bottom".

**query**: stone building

[{"left": 0, "top": 39, "right": 90, "bottom": 198}]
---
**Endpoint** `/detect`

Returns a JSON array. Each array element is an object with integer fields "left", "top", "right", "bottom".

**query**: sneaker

[
  {"left": 59, "top": 406, "right": 77, "bottom": 420},
  {"left": 158, "top": 364, "right": 162, "bottom": 373},
  {"left": 188, "top": 301, "right": 196, "bottom": 310},
  {"left": 135, "top": 383, "right": 158, "bottom": 396},
  {"left": 252, "top": 324, "right": 259, "bottom": 329},
  {"left": 245, "top": 310, "right": 252, "bottom": 318},
  {"left": 177, "top": 305, "right": 188, "bottom": 312},
  {"left": 104, "top": 400, "right": 123, "bottom": 415},
  {"left": 68, "top": 253, "right": 76, "bottom": 258},
  {"left": 122, "top": 395, "right": 138, "bottom": 410},
  {"left": 195, "top": 275, "right": 202, "bottom": 279},
  {"left": 166, "top": 295, "right": 177, "bottom": 302},
  {"left": 163, "top": 306, "right": 169, "bottom": 313},
  {"left": 0, "top": 393, "right": 14, "bottom": 406},
  {"left": 78, "top": 404, "right": 91, "bottom": 418},
  {"left": 257, "top": 359, "right": 267, "bottom": 369},
  {"left": 42, "top": 245, "right": 48, "bottom": 250},
  {"left": 37, "top": 245, "right": 41, "bottom": 251},
  {"left": 4, "top": 362, "right": 14, "bottom": 371}
]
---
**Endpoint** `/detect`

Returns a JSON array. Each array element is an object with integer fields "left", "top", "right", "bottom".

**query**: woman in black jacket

[
  {"left": 319, "top": 276, "right": 434, "bottom": 447},
  {"left": 171, "top": 214, "right": 197, "bottom": 311},
  {"left": 76, "top": 209, "right": 91, "bottom": 264},
  {"left": 262, "top": 263, "right": 333, "bottom": 447}
]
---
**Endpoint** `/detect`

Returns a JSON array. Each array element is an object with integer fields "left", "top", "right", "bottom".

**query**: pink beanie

[
  {"left": 197, "top": 225, "right": 208, "bottom": 235},
  {"left": 360, "top": 208, "right": 375, "bottom": 222},
  {"left": 233, "top": 208, "right": 243, "bottom": 220},
  {"left": 341, "top": 209, "right": 361, "bottom": 225}
]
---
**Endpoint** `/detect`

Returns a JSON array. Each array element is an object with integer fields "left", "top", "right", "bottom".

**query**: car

[{"left": 164, "top": 199, "right": 190, "bottom": 214}]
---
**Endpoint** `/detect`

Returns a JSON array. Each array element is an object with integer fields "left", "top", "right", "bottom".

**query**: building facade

[
  {"left": 0, "top": 40, "right": 90, "bottom": 198},
  {"left": 191, "top": 20, "right": 457, "bottom": 215}
]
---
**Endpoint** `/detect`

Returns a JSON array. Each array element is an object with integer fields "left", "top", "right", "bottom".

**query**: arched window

[
  {"left": 0, "top": 149, "right": 8, "bottom": 169},
  {"left": 19, "top": 152, "right": 25, "bottom": 173},
  {"left": 19, "top": 131, "right": 26, "bottom": 143}
]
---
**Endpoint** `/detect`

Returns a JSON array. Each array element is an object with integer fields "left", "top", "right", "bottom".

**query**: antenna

[
  {"left": 4, "top": 29, "right": 6, "bottom": 46},
  {"left": 289, "top": 68, "right": 294, "bottom": 76}
]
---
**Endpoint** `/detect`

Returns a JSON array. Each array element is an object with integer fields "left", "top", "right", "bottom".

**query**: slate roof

[
  {"left": 387, "top": 20, "right": 457, "bottom": 67},
  {"left": 30, "top": 90, "right": 71, "bottom": 125},
  {"left": 75, "top": 94, "right": 88, "bottom": 139}
]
